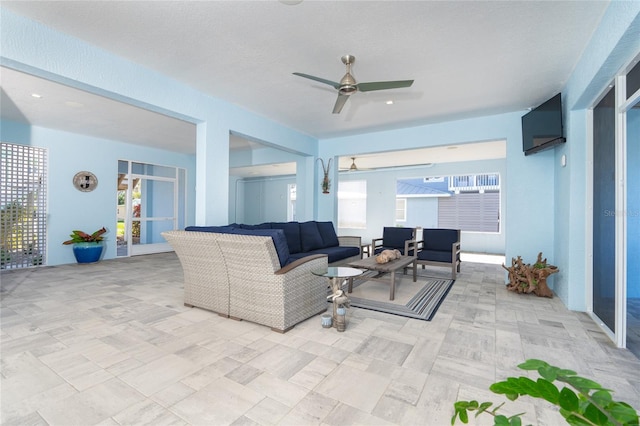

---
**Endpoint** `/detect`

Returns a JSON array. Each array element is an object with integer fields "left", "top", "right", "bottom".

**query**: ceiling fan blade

[
  {"left": 293, "top": 72, "right": 341, "bottom": 89},
  {"left": 357, "top": 80, "right": 414, "bottom": 92},
  {"left": 332, "top": 94, "right": 349, "bottom": 114}
]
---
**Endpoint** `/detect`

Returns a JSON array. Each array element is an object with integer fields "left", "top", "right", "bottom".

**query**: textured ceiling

[{"left": 1, "top": 1, "right": 609, "bottom": 167}]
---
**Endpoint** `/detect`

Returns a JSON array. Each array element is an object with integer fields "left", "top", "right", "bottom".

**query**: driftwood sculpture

[{"left": 502, "top": 252, "right": 558, "bottom": 298}]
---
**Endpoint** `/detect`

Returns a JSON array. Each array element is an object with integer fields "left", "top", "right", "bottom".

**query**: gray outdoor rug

[{"left": 334, "top": 275, "right": 455, "bottom": 321}]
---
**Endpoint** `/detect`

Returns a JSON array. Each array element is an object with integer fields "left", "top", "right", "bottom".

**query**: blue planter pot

[{"left": 73, "top": 242, "right": 104, "bottom": 264}]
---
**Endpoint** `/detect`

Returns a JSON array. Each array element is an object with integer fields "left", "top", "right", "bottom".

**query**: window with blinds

[
  {"left": 438, "top": 192, "right": 500, "bottom": 232},
  {"left": 1, "top": 143, "right": 47, "bottom": 269}
]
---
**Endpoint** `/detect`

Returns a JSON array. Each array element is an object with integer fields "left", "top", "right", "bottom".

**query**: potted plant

[{"left": 62, "top": 227, "right": 107, "bottom": 263}]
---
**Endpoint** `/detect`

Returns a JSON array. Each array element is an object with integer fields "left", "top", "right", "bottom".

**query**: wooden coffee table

[{"left": 347, "top": 255, "right": 417, "bottom": 301}]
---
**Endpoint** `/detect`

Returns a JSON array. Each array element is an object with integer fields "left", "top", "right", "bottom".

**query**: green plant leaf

[
  {"left": 562, "top": 376, "right": 607, "bottom": 393},
  {"left": 494, "top": 415, "right": 510, "bottom": 426},
  {"left": 508, "top": 416, "right": 522, "bottom": 426},
  {"left": 538, "top": 365, "right": 559, "bottom": 381},
  {"left": 557, "top": 369, "right": 578, "bottom": 377},
  {"left": 589, "top": 390, "right": 613, "bottom": 407},
  {"left": 490, "top": 382, "right": 520, "bottom": 401},
  {"left": 608, "top": 401, "right": 640, "bottom": 424},
  {"left": 476, "top": 402, "right": 493, "bottom": 417},
  {"left": 518, "top": 359, "right": 549, "bottom": 370},
  {"left": 536, "top": 378, "right": 560, "bottom": 404},
  {"left": 558, "top": 387, "right": 579, "bottom": 412},
  {"left": 452, "top": 401, "right": 474, "bottom": 425},
  {"left": 561, "top": 412, "right": 594, "bottom": 426},
  {"left": 582, "top": 402, "right": 608, "bottom": 425},
  {"left": 504, "top": 377, "right": 541, "bottom": 398}
]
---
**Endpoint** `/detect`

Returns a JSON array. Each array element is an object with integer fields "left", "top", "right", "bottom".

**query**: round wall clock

[{"left": 73, "top": 171, "right": 98, "bottom": 192}]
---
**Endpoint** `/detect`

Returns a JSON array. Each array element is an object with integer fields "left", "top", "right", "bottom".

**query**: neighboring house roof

[{"left": 396, "top": 179, "right": 451, "bottom": 197}]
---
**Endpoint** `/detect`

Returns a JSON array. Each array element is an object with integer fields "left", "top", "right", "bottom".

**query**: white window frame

[{"left": 395, "top": 197, "right": 407, "bottom": 223}]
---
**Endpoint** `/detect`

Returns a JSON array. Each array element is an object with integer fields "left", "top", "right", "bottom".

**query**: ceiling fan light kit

[{"left": 293, "top": 55, "right": 414, "bottom": 114}]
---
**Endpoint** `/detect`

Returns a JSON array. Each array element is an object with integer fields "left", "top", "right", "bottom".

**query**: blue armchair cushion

[
  {"left": 382, "top": 227, "right": 414, "bottom": 249},
  {"left": 316, "top": 221, "right": 340, "bottom": 248},
  {"left": 417, "top": 249, "right": 452, "bottom": 263},
  {"left": 270, "top": 222, "right": 302, "bottom": 254},
  {"left": 300, "top": 221, "right": 324, "bottom": 252},
  {"left": 422, "top": 229, "right": 459, "bottom": 251}
]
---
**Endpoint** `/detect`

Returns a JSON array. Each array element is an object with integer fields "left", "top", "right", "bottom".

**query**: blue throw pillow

[
  {"left": 316, "top": 221, "right": 340, "bottom": 248},
  {"left": 300, "top": 221, "right": 324, "bottom": 252},
  {"left": 270, "top": 222, "right": 302, "bottom": 254}
]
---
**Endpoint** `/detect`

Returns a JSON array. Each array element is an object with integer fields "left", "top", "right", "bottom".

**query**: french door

[{"left": 117, "top": 160, "right": 185, "bottom": 256}]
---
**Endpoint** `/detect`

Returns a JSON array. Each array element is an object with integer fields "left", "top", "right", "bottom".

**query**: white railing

[{"left": 448, "top": 174, "right": 500, "bottom": 192}]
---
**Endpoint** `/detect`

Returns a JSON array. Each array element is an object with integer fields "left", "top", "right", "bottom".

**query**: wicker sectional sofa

[{"left": 162, "top": 221, "right": 361, "bottom": 332}]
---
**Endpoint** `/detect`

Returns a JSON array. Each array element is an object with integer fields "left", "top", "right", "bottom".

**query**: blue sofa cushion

[
  {"left": 289, "top": 245, "right": 360, "bottom": 264},
  {"left": 382, "top": 227, "right": 414, "bottom": 249},
  {"left": 270, "top": 222, "right": 302, "bottom": 254},
  {"left": 185, "top": 226, "right": 235, "bottom": 233},
  {"left": 417, "top": 249, "right": 452, "bottom": 263},
  {"left": 316, "top": 221, "right": 340, "bottom": 248},
  {"left": 422, "top": 229, "right": 459, "bottom": 251},
  {"left": 185, "top": 226, "right": 290, "bottom": 267},
  {"left": 225, "top": 228, "right": 290, "bottom": 267},
  {"left": 300, "top": 221, "right": 324, "bottom": 252},
  {"left": 238, "top": 223, "right": 272, "bottom": 230}
]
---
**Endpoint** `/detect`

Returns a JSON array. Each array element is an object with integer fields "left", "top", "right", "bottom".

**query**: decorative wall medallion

[{"left": 73, "top": 171, "right": 98, "bottom": 192}]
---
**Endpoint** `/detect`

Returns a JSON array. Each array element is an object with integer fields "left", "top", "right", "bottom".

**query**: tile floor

[{"left": 1, "top": 253, "right": 639, "bottom": 425}]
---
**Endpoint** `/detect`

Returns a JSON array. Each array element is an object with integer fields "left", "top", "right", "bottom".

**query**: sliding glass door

[{"left": 591, "top": 56, "right": 640, "bottom": 350}]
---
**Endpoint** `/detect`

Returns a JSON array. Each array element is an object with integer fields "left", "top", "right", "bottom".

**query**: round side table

[{"left": 312, "top": 266, "right": 363, "bottom": 329}]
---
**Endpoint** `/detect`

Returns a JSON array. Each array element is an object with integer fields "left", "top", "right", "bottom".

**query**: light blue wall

[
  {"left": 1, "top": 120, "right": 196, "bottom": 265},
  {"left": 233, "top": 176, "right": 296, "bottom": 224}
]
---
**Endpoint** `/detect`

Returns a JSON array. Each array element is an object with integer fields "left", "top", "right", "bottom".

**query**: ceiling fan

[
  {"left": 340, "top": 157, "right": 366, "bottom": 172},
  {"left": 293, "top": 55, "right": 414, "bottom": 114}
]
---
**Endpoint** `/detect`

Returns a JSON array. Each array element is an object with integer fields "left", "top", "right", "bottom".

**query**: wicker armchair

[{"left": 162, "top": 230, "right": 328, "bottom": 332}]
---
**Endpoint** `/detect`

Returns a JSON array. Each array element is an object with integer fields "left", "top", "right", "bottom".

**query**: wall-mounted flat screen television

[{"left": 521, "top": 93, "right": 566, "bottom": 156}]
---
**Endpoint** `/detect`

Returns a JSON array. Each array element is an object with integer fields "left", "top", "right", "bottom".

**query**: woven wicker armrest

[
  {"left": 338, "top": 235, "right": 361, "bottom": 247},
  {"left": 275, "top": 254, "right": 327, "bottom": 275}
]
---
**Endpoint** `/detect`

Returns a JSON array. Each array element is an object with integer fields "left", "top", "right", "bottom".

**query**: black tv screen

[{"left": 521, "top": 93, "right": 565, "bottom": 155}]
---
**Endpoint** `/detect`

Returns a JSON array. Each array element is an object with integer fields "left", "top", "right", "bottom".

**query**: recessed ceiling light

[
  {"left": 31, "top": 93, "right": 42, "bottom": 98},
  {"left": 385, "top": 100, "right": 394, "bottom": 105},
  {"left": 64, "top": 101, "right": 84, "bottom": 108}
]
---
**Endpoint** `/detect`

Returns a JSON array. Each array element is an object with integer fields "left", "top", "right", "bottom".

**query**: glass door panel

[
  {"left": 593, "top": 87, "right": 616, "bottom": 333},
  {"left": 131, "top": 178, "right": 175, "bottom": 255}
]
